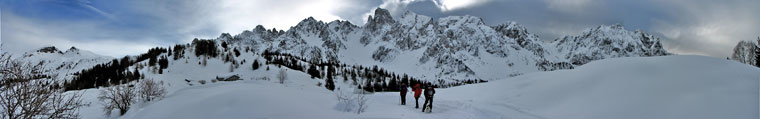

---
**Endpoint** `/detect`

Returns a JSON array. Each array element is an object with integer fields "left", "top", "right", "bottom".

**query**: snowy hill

[
  {"left": 107, "top": 55, "right": 758, "bottom": 119},
  {"left": 11, "top": 46, "right": 113, "bottom": 80}
]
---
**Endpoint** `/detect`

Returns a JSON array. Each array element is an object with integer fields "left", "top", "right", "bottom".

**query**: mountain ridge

[
  {"left": 18, "top": 8, "right": 669, "bottom": 86},
  {"left": 210, "top": 8, "right": 668, "bottom": 80}
]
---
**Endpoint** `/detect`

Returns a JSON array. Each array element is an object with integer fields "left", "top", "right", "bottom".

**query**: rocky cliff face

[{"left": 548, "top": 24, "right": 669, "bottom": 66}]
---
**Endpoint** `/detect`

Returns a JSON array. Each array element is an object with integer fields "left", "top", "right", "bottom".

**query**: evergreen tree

[
  {"left": 374, "top": 79, "right": 382, "bottom": 92},
  {"left": 755, "top": 40, "right": 760, "bottom": 67},
  {"left": 325, "top": 65, "right": 335, "bottom": 91},
  {"left": 252, "top": 60, "right": 260, "bottom": 70},
  {"left": 149, "top": 56, "right": 157, "bottom": 66},
  {"left": 221, "top": 41, "right": 228, "bottom": 50},
  {"left": 307, "top": 64, "right": 321, "bottom": 79},
  {"left": 343, "top": 71, "right": 348, "bottom": 82},
  {"left": 134, "top": 68, "right": 141, "bottom": 80},
  {"left": 233, "top": 48, "right": 241, "bottom": 57},
  {"left": 193, "top": 39, "right": 218, "bottom": 57},
  {"left": 402, "top": 74, "right": 409, "bottom": 86},
  {"left": 388, "top": 76, "right": 398, "bottom": 91},
  {"left": 364, "top": 79, "right": 373, "bottom": 92},
  {"left": 158, "top": 56, "right": 169, "bottom": 69}
]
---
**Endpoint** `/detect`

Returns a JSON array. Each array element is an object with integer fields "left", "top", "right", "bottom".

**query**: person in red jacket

[{"left": 413, "top": 83, "right": 422, "bottom": 108}]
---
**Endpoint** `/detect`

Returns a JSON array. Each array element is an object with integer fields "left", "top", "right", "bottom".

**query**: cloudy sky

[{"left": 1, "top": 0, "right": 758, "bottom": 58}]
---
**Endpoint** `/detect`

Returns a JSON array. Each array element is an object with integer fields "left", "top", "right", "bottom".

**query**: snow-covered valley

[
  {"left": 2, "top": 7, "right": 757, "bottom": 119},
  {"left": 61, "top": 55, "right": 757, "bottom": 119}
]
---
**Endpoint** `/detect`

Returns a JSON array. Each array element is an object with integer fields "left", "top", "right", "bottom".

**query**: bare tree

[
  {"left": 278, "top": 69, "right": 287, "bottom": 84},
  {"left": 0, "top": 53, "right": 86, "bottom": 119},
  {"left": 98, "top": 81, "right": 137, "bottom": 116},
  {"left": 138, "top": 79, "right": 166, "bottom": 102},
  {"left": 355, "top": 91, "right": 369, "bottom": 114},
  {"left": 334, "top": 91, "right": 353, "bottom": 112}
]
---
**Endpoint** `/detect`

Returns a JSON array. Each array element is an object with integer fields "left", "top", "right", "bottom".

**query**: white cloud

[
  {"left": 127, "top": 0, "right": 355, "bottom": 35},
  {"left": 207, "top": 0, "right": 353, "bottom": 34},
  {"left": 432, "top": 0, "right": 489, "bottom": 12},
  {"left": 359, "top": 0, "right": 491, "bottom": 24}
]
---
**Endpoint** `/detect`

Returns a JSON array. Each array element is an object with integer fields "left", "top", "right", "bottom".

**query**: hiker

[
  {"left": 413, "top": 83, "right": 422, "bottom": 108},
  {"left": 422, "top": 86, "right": 436, "bottom": 112},
  {"left": 399, "top": 82, "right": 408, "bottom": 105}
]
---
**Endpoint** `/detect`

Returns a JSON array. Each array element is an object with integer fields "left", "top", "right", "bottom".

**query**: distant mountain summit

[
  {"left": 548, "top": 24, "right": 669, "bottom": 65},
  {"left": 17, "top": 46, "right": 113, "bottom": 80}
]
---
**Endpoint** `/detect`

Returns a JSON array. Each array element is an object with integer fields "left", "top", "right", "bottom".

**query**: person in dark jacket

[
  {"left": 422, "top": 86, "right": 435, "bottom": 112},
  {"left": 399, "top": 83, "right": 408, "bottom": 105},
  {"left": 413, "top": 83, "right": 422, "bottom": 108}
]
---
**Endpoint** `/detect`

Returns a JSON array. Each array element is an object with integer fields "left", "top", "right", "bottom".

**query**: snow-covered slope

[
  {"left": 113, "top": 55, "right": 757, "bottom": 119},
  {"left": 448, "top": 55, "right": 758, "bottom": 119},
  {"left": 212, "top": 8, "right": 668, "bottom": 81},
  {"left": 13, "top": 46, "right": 113, "bottom": 80}
]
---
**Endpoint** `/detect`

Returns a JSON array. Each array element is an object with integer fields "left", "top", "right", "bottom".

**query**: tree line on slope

[
  {"left": 65, "top": 38, "right": 486, "bottom": 92},
  {"left": 260, "top": 50, "right": 487, "bottom": 92},
  {"left": 65, "top": 43, "right": 186, "bottom": 91}
]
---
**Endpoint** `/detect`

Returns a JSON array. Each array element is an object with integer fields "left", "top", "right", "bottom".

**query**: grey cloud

[{"left": 3, "top": 0, "right": 757, "bottom": 58}]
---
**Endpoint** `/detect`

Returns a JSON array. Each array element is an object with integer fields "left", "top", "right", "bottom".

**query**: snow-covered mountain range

[
  {"left": 9, "top": 8, "right": 669, "bottom": 82},
  {"left": 10, "top": 46, "right": 113, "bottom": 81},
  {"left": 213, "top": 8, "right": 668, "bottom": 80}
]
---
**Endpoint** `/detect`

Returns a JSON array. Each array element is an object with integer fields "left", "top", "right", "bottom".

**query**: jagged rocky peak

[
  {"left": 437, "top": 15, "right": 486, "bottom": 27},
  {"left": 368, "top": 8, "right": 395, "bottom": 25},
  {"left": 291, "top": 17, "right": 327, "bottom": 33},
  {"left": 327, "top": 20, "right": 357, "bottom": 28},
  {"left": 37, "top": 46, "right": 62, "bottom": 54},
  {"left": 253, "top": 25, "right": 268, "bottom": 32},
  {"left": 66, "top": 46, "right": 79, "bottom": 52},
  {"left": 398, "top": 11, "right": 433, "bottom": 28},
  {"left": 552, "top": 24, "right": 669, "bottom": 65},
  {"left": 218, "top": 33, "right": 234, "bottom": 41},
  {"left": 326, "top": 20, "right": 358, "bottom": 33},
  {"left": 295, "top": 17, "right": 322, "bottom": 27},
  {"left": 493, "top": 21, "right": 534, "bottom": 39},
  {"left": 64, "top": 46, "right": 81, "bottom": 54}
]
